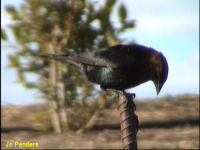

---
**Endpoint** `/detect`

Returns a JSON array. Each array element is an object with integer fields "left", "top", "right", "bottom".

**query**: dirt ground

[{"left": 1, "top": 94, "right": 199, "bottom": 149}]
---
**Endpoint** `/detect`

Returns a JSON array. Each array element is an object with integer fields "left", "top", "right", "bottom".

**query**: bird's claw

[
  {"left": 122, "top": 92, "right": 136, "bottom": 110},
  {"left": 130, "top": 93, "right": 136, "bottom": 99},
  {"left": 130, "top": 93, "right": 136, "bottom": 110}
]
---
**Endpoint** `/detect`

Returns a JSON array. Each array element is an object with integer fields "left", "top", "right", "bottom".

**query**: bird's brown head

[{"left": 149, "top": 49, "right": 168, "bottom": 95}]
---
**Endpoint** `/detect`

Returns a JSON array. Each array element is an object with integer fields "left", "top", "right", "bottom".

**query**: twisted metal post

[{"left": 118, "top": 91, "right": 138, "bottom": 150}]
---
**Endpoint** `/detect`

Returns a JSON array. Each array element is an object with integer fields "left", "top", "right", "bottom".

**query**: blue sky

[{"left": 1, "top": 0, "right": 199, "bottom": 105}]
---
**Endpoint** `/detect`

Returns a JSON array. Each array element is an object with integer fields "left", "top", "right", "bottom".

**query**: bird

[{"left": 40, "top": 44, "right": 168, "bottom": 95}]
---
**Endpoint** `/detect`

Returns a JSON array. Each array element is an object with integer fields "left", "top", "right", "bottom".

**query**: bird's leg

[
  {"left": 114, "top": 90, "right": 136, "bottom": 110},
  {"left": 130, "top": 93, "right": 136, "bottom": 99},
  {"left": 122, "top": 91, "right": 129, "bottom": 107},
  {"left": 123, "top": 91, "right": 136, "bottom": 110}
]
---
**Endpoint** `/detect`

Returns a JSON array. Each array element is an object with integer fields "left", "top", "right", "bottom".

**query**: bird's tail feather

[{"left": 39, "top": 54, "right": 81, "bottom": 70}]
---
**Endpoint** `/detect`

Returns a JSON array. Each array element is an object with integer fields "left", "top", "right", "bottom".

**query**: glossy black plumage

[{"left": 41, "top": 44, "right": 168, "bottom": 94}]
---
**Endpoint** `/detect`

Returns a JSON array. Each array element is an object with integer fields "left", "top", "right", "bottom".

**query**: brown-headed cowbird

[{"left": 41, "top": 44, "right": 168, "bottom": 94}]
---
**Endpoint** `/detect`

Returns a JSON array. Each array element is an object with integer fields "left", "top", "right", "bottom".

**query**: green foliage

[
  {"left": 2, "top": 0, "right": 135, "bottom": 102},
  {"left": 119, "top": 4, "right": 127, "bottom": 24},
  {"left": 67, "top": 100, "right": 99, "bottom": 131},
  {"left": 1, "top": 29, "right": 7, "bottom": 40},
  {"left": 6, "top": 5, "right": 21, "bottom": 20}
]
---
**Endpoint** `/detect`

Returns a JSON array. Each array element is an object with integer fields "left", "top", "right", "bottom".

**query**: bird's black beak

[{"left": 153, "top": 81, "right": 162, "bottom": 95}]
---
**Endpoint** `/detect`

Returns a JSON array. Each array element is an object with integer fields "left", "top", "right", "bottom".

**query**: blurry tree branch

[{"left": 1, "top": 0, "right": 135, "bottom": 133}]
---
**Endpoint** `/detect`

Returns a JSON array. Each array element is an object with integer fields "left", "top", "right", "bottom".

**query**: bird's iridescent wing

[{"left": 75, "top": 45, "right": 138, "bottom": 68}]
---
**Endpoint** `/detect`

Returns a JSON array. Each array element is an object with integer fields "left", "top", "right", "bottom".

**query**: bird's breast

[{"left": 83, "top": 65, "right": 149, "bottom": 90}]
